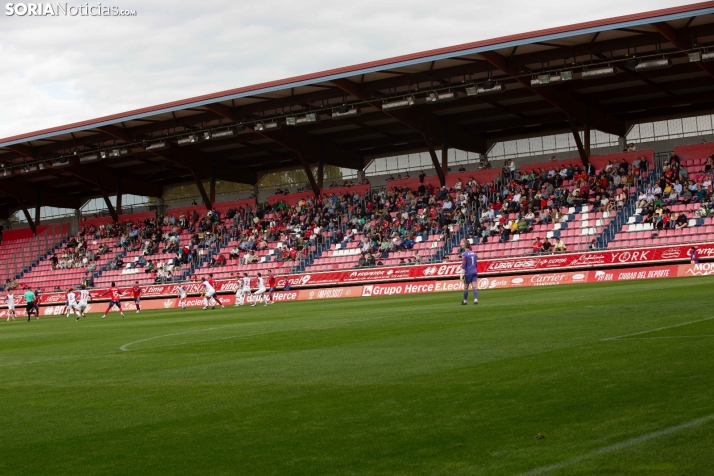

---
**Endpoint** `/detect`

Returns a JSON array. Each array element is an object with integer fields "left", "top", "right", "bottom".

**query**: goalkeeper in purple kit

[{"left": 461, "top": 239, "right": 478, "bottom": 305}]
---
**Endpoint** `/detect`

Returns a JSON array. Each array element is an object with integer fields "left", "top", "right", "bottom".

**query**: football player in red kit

[
  {"left": 207, "top": 274, "right": 224, "bottom": 309},
  {"left": 132, "top": 281, "right": 144, "bottom": 313},
  {"left": 267, "top": 271, "right": 277, "bottom": 305},
  {"left": 101, "top": 282, "right": 126, "bottom": 319}
]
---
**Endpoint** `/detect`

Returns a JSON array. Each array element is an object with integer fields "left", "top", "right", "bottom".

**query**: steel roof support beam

[
  {"left": 478, "top": 51, "right": 626, "bottom": 137},
  {"left": 190, "top": 163, "right": 212, "bottom": 210},
  {"left": 569, "top": 119, "right": 589, "bottom": 167},
  {"left": 331, "top": 79, "right": 487, "bottom": 154},
  {"left": 97, "top": 180, "right": 118, "bottom": 223},
  {"left": 61, "top": 163, "right": 163, "bottom": 198},
  {"left": 298, "top": 149, "right": 320, "bottom": 197},
  {"left": 34, "top": 190, "right": 41, "bottom": 226},
  {"left": 116, "top": 175, "right": 123, "bottom": 215},
  {"left": 205, "top": 103, "right": 365, "bottom": 171},
  {"left": 423, "top": 135, "right": 446, "bottom": 186},
  {"left": 651, "top": 22, "right": 714, "bottom": 81},
  {"left": 17, "top": 194, "right": 36, "bottom": 236},
  {"left": 0, "top": 180, "right": 79, "bottom": 210}
]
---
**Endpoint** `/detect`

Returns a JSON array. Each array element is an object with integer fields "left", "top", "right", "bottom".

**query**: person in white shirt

[
  {"left": 235, "top": 273, "right": 251, "bottom": 306},
  {"left": 75, "top": 286, "right": 92, "bottom": 320},
  {"left": 177, "top": 284, "right": 188, "bottom": 309},
  {"left": 251, "top": 273, "right": 268, "bottom": 307},
  {"left": 201, "top": 279, "right": 219, "bottom": 310},
  {"left": 66, "top": 289, "right": 79, "bottom": 318},
  {"left": 6, "top": 290, "right": 15, "bottom": 321}
]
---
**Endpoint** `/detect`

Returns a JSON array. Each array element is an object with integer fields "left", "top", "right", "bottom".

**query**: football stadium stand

[
  {"left": 2, "top": 2, "right": 714, "bottom": 293},
  {"left": 4, "top": 143, "right": 714, "bottom": 293}
]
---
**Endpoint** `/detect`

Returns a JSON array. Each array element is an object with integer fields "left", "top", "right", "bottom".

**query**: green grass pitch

[{"left": 2, "top": 277, "right": 714, "bottom": 475}]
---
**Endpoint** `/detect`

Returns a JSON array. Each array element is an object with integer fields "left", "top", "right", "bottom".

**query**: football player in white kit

[
  {"left": 251, "top": 272, "right": 268, "bottom": 307},
  {"left": 201, "top": 278, "right": 219, "bottom": 310},
  {"left": 177, "top": 284, "right": 188, "bottom": 309},
  {"left": 65, "top": 288, "right": 79, "bottom": 318},
  {"left": 6, "top": 289, "right": 16, "bottom": 321},
  {"left": 235, "top": 273, "right": 251, "bottom": 306},
  {"left": 75, "top": 285, "right": 92, "bottom": 321}
]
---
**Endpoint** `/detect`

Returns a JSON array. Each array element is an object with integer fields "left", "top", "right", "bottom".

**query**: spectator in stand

[
  {"left": 229, "top": 245, "right": 240, "bottom": 260},
  {"left": 675, "top": 213, "right": 689, "bottom": 229},
  {"left": 554, "top": 238, "right": 567, "bottom": 253},
  {"left": 357, "top": 254, "right": 367, "bottom": 268},
  {"left": 589, "top": 239, "right": 598, "bottom": 250},
  {"left": 531, "top": 237, "right": 543, "bottom": 254},
  {"left": 541, "top": 238, "right": 552, "bottom": 254}
]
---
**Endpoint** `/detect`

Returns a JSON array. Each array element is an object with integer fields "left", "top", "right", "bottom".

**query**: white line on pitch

[
  {"left": 119, "top": 326, "right": 223, "bottom": 351},
  {"left": 518, "top": 413, "right": 714, "bottom": 476},
  {"left": 600, "top": 316, "right": 714, "bottom": 341},
  {"left": 119, "top": 314, "right": 405, "bottom": 352},
  {"left": 618, "top": 335, "right": 714, "bottom": 340}
]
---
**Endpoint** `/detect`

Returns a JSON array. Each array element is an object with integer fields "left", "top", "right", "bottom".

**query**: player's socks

[
  {"left": 463, "top": 289, "right": 468, "bottom": 301},
  {"left": 473, "top": 289, "right": 478, "bottom": 302},
  {"left": 121, "top": 312, "right": 125, "bottom": 318}
]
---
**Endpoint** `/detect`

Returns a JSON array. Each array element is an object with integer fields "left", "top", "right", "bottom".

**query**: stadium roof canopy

[{"left": 1, "top": 1, "right": 714, "bottom": 228}]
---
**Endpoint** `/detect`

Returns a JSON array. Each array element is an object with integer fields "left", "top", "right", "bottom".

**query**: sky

[{"left": 0, "top": 0, "right": 698, "bottom": 140}]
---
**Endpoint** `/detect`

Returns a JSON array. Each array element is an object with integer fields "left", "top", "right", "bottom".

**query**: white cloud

[{"left": 0, "top": 0, "right": 695, "bottom": 139}]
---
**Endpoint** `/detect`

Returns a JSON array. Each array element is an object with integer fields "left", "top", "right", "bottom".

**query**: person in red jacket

[
  {"left": 132, "top": 281, "right": 144, "bottom": 313},
  {"left": 101, "top": 282, "right": 126, "bottom": 319},
  {"left": 267, "top": 271, "right": 277, "bottom": 305}
]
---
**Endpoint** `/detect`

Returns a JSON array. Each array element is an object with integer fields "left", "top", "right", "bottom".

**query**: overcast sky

[{"left": 0, "top": 0, "right": 696, "bottom": 140}]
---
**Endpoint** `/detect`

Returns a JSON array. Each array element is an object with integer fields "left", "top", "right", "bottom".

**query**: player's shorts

[
  {"left": 463, "top": 273, "right": 478, "bottom": 285},
  {"left": 134, "top": 297, "right": 141, "bottom": 303},
  {"left": 25, "top": 302, "right": 34, "bottom": 312},
  {"left": 179, "top": 293, "right": 187, "bottom": 299},
  {"left": 108, "top": 300, "right": 122, "bottom": 308},
  {"left": 255, "top": 287, "right": 266, "bottom": 295},
  {"left": 268, "top": 287, "right": 276, "bottom": 293},
  {"left": 205, "top": 291, "right": 215, "bottom": 299},
  {"left": 8, "top": 303, "right": 14, "bottom": 311},
  {"left": 68, "top": 302, "right": 78, "bottom": 310},
  {"left": 77, "top": 301, "right": 88, "bottom": 311}
]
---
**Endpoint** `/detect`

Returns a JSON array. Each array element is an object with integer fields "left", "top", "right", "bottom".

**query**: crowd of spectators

[
  {"left": 470, "top": 158, "right": 646, "bottom": 245},
  {"left": 633, "top": 154, "right": 714, "bottom": 232},
  {"left": 342, "top": 180, "right": 471, "bottom": 268}
]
